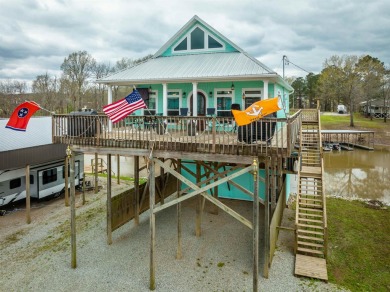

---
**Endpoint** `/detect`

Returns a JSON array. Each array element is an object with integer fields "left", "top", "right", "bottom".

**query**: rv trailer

[{"left": 0, "top": 154, "right": 84, "bottom": 207}]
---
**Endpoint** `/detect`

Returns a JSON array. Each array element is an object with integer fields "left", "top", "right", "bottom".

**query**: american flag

[{"left": 103, "top": 89, "right": 146, "bottom": 123}]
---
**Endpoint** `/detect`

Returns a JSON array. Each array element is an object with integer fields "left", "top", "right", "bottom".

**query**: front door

[{"left": 190, "top": 92, "right": 206, "bottom": 116}]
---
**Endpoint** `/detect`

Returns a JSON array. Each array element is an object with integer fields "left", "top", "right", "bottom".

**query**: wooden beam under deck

[{"left": 71, "top": 146, "right": 257, "bottom": 164}]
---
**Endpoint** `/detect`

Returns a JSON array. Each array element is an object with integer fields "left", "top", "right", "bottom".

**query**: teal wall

[
  {"left": 181, "top": 161, "right": 266, "bottom": 201},
  {"left": 133, "top": 81, "right": 290, "bottom": 117}
]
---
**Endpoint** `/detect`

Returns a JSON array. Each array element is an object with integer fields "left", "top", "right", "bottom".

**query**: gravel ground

[{"left": 0, "top": 177, "right": 345, "bottom": 292}]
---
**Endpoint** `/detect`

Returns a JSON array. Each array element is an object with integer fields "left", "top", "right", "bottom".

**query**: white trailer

[{"left": 0, "top": 154, "right": 84, "bottom": 207}]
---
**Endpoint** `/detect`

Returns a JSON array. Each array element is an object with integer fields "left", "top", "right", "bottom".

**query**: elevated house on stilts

[{"left": 54, "top": 15, "right": 328, "bottom": 290}]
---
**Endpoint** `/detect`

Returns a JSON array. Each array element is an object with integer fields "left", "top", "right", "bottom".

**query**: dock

[{"left": 320, "top": 130, "right": 374, "bottom": 150}]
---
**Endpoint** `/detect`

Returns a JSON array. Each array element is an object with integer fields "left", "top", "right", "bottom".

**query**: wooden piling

[
  {"left": 213, "top": 162, "right": 219, "bottom": 215},
  {"left": 70, "top": 154, "right": 77, "bottom": 268},
  {"left": 107, "top": 154, "right": 112, "bottom": 245},
  {"left": 94, "top": 153, "right": 99, "bottom": 194},
  {"left": 252, "top": 158, "right": 259, "bottom": 292},
  {"left": 64, "top": 156, "right": 69, "bottom": 207},
  {"left": 26, "top": 164, "right": 31, "bottom": 224},
  {"left": 116, "top": 154, "right": 120, "bottom": 185},
  {"left": 263, "top": 156, "right": 270, "bottom": 278},
  {"left": 176, "top": 159, "right": 182, "bottom": 260},
  {"left": 134, "top": 155, "right": 140, "bottom": 226},
  {"left": 195, "top": 161, "right": 202, "bottom": 237},
  {"left": 149, "top": 157, "right": 156, "bottom": 290}
]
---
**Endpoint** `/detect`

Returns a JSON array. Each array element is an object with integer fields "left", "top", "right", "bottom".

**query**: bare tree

[
  {"left": 356, "top": 55, "right": 385, "bottom": 120},
  {"left": 91, "top": 62, "right": 111, "bottom": 110},
  {"left": 319, "top": 55, "right": 362, "bottom": 126},
  {"left": 0, "top": 79, "right": 27, "bottom": 117},
  {"left": 60, "top": 51, "right": 96, "bottom": 110}
]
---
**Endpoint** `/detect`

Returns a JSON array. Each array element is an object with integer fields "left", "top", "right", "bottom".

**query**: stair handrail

[
  {"left": 318, "top": 109, "right": 328, "bottom": 259},
  {"left": 294, "top": 152, "right": 302, "bottom": 255},
  {"left": 321, "top": 156, "right": 328, "bottom": 259}
]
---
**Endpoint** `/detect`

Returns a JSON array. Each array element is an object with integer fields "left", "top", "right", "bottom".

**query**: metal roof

[
  {"left": 0, "top": 117, "right": 52, "bottom": 152},
  {"left": 98, "top": 52, "right": 279, "bottom": 84},
  {"left": 0, "top": 144, "right": 67, "bottom": 170}
]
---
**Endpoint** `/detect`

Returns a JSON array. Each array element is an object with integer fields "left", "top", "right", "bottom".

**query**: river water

[{"left": 323, "top": 149, "right": 390, "bottom": 204}]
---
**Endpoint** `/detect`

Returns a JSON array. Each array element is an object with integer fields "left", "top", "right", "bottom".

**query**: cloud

[{"left": 0, "top": 0, "right": 389, "bottom": 88}]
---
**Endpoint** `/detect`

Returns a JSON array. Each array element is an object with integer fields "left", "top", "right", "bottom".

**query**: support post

[
  {"left": 264, "top": 157, "right": 270, "bottom": 278},
  {"left": 162, "top": 83, "right": 168, "bottom": 116},
  {"left": 271, "top": 157, "right": 276, "bottom": 211},
  {"left": 160, "top": 158, "right": 165, "bottom": 205},
  {"left": 192, "top": 82, "right": 198, "bottom": 116},
  {"left": 107, "top": 154, "right": 112, "bottom": 245},
  {"left": 149, "top": 157, "right": 156, "bottom": 290},
  {"left": 253, "top": 158, "right": 259, "bottom": 292},
  {"left": 70, "top": 153, "right": 77, "bottom": 268},
  {"left": 134, "top": 156, "right": 140, "bottom": 226},
  {"left": 212, "top": 162, "right": 219, "bottom": 215},
  {"left": 94, "top": 153, "right": 99, "bottom": 194},
  {"left": 176, "top": 159, "right": 182, "bottom": 259},
  {"left": 116, "top": 154, "right": 120, "bottom": 185},
  {"left": 82, "top": 172, "right": 86, "bottom": 205},
  {"left": 65, "top": 156, "right": 69, "bottom": 206},
  {"left": 26, "top": 164, "right": 31, "bottom": 224},
  {"left": 263, "top": 80, "right": 269, "bottom": 99},
  {"left": 108, "top": 86, "right": 113, "bottom": 132},
  {"left": 195, "top": 161, "right": 201, "bottom": 237}
]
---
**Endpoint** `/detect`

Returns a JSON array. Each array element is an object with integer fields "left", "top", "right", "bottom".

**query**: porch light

[
  {"left": 148, "top": 86, "right": 152, "bottom": 93},
  {"left": 231, "top": 82, "right": 235, "bottom": 91},
  {"left": 242, "top": 93, "right": 246, "bottom": 99},
  {"left": 209, "top": 91, "right": 213, "bottom": 97},
  {"left": 183, "top": 92, "right": 186, "bottom": 98}
]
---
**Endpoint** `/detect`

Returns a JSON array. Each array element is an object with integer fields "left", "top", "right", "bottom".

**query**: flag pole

[{"left": 25, "top": 100, "right": 55, "bottom": 115}]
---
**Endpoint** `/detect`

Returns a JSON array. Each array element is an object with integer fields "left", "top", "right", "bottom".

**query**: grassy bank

[
  {"left": 320, "top": 113, "right": 390, "bottom": 145},
  {"left": 327, "top": 197, "right": 390, "bottom": 291}
]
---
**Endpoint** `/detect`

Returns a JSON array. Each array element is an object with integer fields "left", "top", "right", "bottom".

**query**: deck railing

[{"left": 52, "top": 112, "right": 302, "bottom": 157}]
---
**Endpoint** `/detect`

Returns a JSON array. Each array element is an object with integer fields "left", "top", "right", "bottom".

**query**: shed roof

[{"left": 0, "top": 117, "right": 52, "bottom": 152}]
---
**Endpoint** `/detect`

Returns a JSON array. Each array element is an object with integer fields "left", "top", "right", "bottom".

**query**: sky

[{"left": 1, "top": 0, "right": 389, "bottom": 90}]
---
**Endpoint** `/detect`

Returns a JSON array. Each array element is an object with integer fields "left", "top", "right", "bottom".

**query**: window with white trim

[
  {"left": 216, "top": 90, "right": 233, "bottom": 117},
  {"left": 144, "top": 90, "right": 157, "bottom": 115},
  {"left": 173, "top": 25, "right": 225, "bottom": 53},
  {"left": 243, "top": 88, "right": 262, "bottom": 108},
  {"left": 167, "top": 90, "right": 180, "bottom": 116}
]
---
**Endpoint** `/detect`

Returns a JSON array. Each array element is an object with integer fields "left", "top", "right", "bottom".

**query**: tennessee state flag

[
  {"left": 5, "top": 101, "right": 41, "bottom": 131},
  {"left": 232, "top": 97, "right": 281, "bottom": 126}
]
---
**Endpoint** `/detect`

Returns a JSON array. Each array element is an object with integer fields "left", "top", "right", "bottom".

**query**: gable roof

[
  {"left": 153, "top": 15, "right": 243, "bottom": 57},
  {"left": 98, "top": 15, "right": 293, "bottom": 91}
]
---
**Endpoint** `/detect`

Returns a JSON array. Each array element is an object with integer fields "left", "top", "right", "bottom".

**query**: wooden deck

[
  {"left": 295, "top": 254, "right": 328, "bottom": 281},
  {"left": 52, "top": 112, "right": 302, "bottom": 160}
]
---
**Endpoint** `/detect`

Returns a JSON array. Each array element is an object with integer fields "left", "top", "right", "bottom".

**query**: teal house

[
  {"left": 99, "top": 15, "right": 293, "bottom": 119},
  {"left": 98, "top": 15, "right": 294, "bottom": 202},
  {"left": 60, "top": 15, "right": 313, "bottom": 290}
]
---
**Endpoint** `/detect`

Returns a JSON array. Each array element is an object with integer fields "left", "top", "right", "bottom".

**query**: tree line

[
  {"left": 0, "top": 51, "right": 388, "bottom": 126},
  {"left": 0, "top": 51, "right": 152, "bottom": 117},
  {"left": 289, "top": 54, "right": 389, "bottom": 125}
]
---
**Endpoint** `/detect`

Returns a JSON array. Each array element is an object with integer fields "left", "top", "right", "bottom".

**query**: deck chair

[{"left": 206, "top": 108, "right": 216, "bottom": 116}]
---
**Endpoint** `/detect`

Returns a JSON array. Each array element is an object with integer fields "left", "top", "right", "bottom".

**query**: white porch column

[
  {"left": 192, "top": 82, "right": 198, "bottom": 116},
  {"left": 108, "top": 85, "right": 113, "bottom": 131},
  {"left": 162, "top": 83, "right": 168, "bottom": 116},
  {"left": 263, "top": 80, "right": 269, "bottom": 100}
]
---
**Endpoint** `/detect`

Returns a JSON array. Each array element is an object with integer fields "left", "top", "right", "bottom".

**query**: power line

[{"left": 282, "top": 55, "right": 312, "bottom": 76}]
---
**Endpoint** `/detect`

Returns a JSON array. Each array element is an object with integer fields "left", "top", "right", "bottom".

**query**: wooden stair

[{"left": 295, "top": 109, "right": 328, "bottom": 281}]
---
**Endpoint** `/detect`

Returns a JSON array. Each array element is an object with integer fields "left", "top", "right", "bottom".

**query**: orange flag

[{"left": 232, "top": 97, "right": 281, "bottom": 126}]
